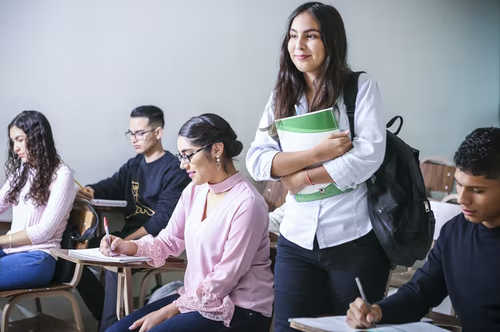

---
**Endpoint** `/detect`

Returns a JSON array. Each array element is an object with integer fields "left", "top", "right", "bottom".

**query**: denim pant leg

[
  {"left": 151, "top": 307, "right": 271, "bottom": 332},
  {"left": 319, "top": 231, "right": 391, "bottom": 315},
  {"left": 99, "top": 270, "right": 120, "bottom": 332},
  {"left": 0, "top": 250, "right": 56, "bottom": 290},
  {"left": 273, "top": 235, "right": 329, "bottom": 332},
  {"left": 108, "top": 293, "right": 271, "bottom": 332},
  {"left": 106, "top": 294, "right": 181, "bottom": 332}
]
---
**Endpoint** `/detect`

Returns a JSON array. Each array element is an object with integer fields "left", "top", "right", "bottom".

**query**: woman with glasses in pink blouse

[{"left": 101, "top": 113, "right": 274, "bottom": 332}]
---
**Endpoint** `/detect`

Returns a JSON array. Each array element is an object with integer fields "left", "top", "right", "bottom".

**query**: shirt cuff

[
  {"left": 322, "top": 157, "right": 355, "bottom": 191},
  {"left": 132, "top": 235, "right": 166, "bottom": 267},
  {"left": 173, "top": 285, "right": 235, "bottom": 327}
]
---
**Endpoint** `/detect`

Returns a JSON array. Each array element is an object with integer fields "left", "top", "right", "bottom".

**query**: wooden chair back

[
  {"left": 420, "top": 160, "right": 456, "bottom": 197},
  {"left": 261, "top": 181, "right": 287, "bottom": 212}
]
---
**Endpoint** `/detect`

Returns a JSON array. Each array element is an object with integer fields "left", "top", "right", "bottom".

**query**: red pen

[{"left": 103, "top": 216, "right": 111, "bottom": 246}]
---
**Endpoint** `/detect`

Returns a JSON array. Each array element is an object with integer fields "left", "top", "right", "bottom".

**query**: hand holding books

[
  {"left": 312, "top": 130, "right": 352, "bottom": 163},
  {"left": 275, "top": 108, "right": 354, "bottom": 201}
]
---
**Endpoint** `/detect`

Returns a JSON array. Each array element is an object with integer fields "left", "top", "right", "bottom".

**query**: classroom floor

[{"left": 0, "top": 268, "right": 186, "bottom": 332}]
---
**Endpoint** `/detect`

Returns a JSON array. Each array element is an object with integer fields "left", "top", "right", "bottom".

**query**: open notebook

[
  {"left": 289, "top": 316, "right": 448, "bottom": 332},
  {"left": 68, "top": 248, "right": 151, "bottom": 263}
]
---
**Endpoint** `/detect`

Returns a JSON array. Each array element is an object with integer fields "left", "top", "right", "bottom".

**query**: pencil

[{"left": 74, "top": 179, "right": 85, "bottom": 190}]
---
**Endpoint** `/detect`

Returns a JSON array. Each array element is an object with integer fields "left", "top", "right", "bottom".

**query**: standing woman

[
  {"left": 103, "top": 113, "right": 274, "bottom": 332},
  {"left": 0, "top": 110, "right": 76, "bottom": 290},
  {"left": 246, "top": 2, "right": 390, "bottom": 331}
]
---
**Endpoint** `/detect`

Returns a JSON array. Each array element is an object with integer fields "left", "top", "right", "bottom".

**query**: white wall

[{"left": 0, "top": 0, "right": 499, "bottom": 189}]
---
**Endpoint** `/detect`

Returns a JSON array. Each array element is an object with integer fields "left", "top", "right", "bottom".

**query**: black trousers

[
  {"left": 76, "top": 231, "right": 127, "bottom": 322},
  {"left": 273, "top": 231, "right": 391, "bottom": 332}
]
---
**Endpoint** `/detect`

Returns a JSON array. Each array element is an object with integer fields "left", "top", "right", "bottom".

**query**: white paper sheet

[
  {"left": 68, "top": 248, "right": 150, "bottom": 263},
  {"left": 289, "top": 316, "right": 448, "bottom": 332}
]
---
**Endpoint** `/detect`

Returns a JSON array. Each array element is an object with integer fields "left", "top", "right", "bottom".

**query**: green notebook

[{"left": 275, "top": 108, "right": 352, "bottom": 202}]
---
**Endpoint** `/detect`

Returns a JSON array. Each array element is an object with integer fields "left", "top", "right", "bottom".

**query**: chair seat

[{"left": 0, "top": 283, "right": 72, "bottom": 298}]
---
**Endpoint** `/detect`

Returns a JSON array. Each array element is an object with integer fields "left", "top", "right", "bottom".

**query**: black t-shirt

[
  {"left": 89, "top": 152, "right": 191, "bottom": 236},
  {"left": 377, "top": 213, "right": 500, "bottom": 331}
]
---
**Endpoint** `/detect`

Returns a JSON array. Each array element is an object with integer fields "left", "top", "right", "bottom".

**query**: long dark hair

[
  {"left": 178, "top": 113, "right": 243, "bottom": 173},
  {"left": 273, "top": 2, "right": 351, "bottom": 125},
  {"left": 4, "top": 111, "right": 62, "bottom": 207}
]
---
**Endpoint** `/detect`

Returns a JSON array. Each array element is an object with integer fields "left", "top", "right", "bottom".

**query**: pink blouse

[
  {"left": 133, "top": 172, "right": 274, "bottom": 326},
  {"left": 0, "top": 164, "right": 76, "bottom": 257}
]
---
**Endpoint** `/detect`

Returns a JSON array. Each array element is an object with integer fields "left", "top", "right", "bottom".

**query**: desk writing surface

[{"left": 50, "top": 249, "right": 186, "bottom": 269}]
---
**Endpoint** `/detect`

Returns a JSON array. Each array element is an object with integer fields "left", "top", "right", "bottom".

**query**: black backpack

[
  {"left": 52, "top": 198, "right": 100, "bottom": 283},
  {"left": 344, "top": 71, "right": 435, "bottom": 267}
]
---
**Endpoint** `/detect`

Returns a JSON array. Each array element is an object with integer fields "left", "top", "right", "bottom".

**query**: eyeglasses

[
  {"left": 176, "top": 147, "right": 206, "bottom": 164},
  {"left": 125, "top": 129, "right": 155, "bottom": 140}
]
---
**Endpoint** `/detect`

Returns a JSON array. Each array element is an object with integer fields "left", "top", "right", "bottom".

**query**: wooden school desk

[{"left": 50, "top": 249, "right": 187, "bottom": 319}]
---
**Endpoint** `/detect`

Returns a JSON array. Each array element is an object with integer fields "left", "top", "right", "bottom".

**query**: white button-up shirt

[{"left": 246, "top": 73, "right": 386, "bottom": 250}]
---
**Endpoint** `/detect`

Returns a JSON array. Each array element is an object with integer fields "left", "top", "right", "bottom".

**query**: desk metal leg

[
  {"left": 123, "top": 267, "right": 134, "bottom": 316},
  {"left": 116, "top": 271, "right": 124, "bottom": 320}
]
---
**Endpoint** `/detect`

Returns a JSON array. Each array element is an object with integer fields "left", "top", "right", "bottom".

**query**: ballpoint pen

[
  {"left": 104, "top": 216, "right": 111, "bottom": 247},
  {"left": 355, "top": 277, "right": 377, "bottom": 328}
]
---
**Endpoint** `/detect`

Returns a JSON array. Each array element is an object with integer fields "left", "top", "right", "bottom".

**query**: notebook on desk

[
  {"left": 68, "top": 248, "right": 150, "bottom": 263},
  {"left": 289, "top": 316, "right": 448, "bottom": 332}
]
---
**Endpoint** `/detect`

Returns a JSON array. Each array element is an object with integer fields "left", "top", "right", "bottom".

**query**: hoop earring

[{"left": 215, "top": 157, "right": 221, "bottom": 171}]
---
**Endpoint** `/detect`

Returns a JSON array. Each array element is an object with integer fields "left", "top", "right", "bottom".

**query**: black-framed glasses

[
  {"left": 176, "top": 147, "right": 206, "bottom": 164},
  {"left": 125, "top": 129, "right": 155, "bottom": 140}
]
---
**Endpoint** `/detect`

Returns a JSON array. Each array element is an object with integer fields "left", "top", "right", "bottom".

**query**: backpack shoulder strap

[{"left": 344, "top": 71, "right": 365, "bottom": 137}]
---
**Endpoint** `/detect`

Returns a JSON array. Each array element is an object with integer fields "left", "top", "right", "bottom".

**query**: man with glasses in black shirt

[{"left": 76, "top": 105, "right": 190, "bottom": 331}]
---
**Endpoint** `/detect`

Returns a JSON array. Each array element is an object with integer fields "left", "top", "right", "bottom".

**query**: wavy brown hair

[
  {"left": 270, "top": 2, "right": 352, "bottom": 135},
  {"left": 4, "top": 111, "right": 62, "bottom": 207}
]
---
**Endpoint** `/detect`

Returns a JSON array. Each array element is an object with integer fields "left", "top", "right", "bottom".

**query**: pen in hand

[
  {"left": 104, "top": 217, "right": 113, "bottom": 255},
  {"left": 355, "top": 277, "right": 376, "bottom": 328}
]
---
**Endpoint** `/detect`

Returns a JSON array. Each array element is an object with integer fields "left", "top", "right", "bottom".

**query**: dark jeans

[
  {"left": 0, "top": 249, "right": 56, "bottom": 290},
  {"left": 107, "top": 294, "right": 272, "bottom": 332},
  {"left": 274, "top": 231, "right": 390, "bottom": 332}
]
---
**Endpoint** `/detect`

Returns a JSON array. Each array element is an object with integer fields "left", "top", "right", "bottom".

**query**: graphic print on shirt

[{"left": 126, "top": 181, "right": 155, "bottom": 219}]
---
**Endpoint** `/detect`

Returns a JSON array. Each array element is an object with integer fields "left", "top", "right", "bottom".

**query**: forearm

[
  {"left": 307, "top": 165, "right": 334, "bottom": 184},
  {"left": 123, "top": 226, "right": 148, "bottom": 241},
  {"left": 119, "top": 240, "right": 139, "bottom": 256},
  {"left": 376, "top": 288, "right": 430, "bottom": 324},
  {"left": 0, "top": 230, "right": 33, "bottom": 248},
  {"left": 271, "top": 149, "right": 319, "bottom": 177}
]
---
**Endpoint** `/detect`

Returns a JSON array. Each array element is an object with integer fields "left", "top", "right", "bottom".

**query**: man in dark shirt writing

[
  {"left": 347, "top": 127, "right": 500, "bottom": 332},
  {"left": 76, "top": 105, "right": 190, "bottom": 331}
]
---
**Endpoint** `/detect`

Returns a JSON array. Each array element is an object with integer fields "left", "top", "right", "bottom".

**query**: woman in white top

[
  {"left": 0, "top": 111, "right": 75, "bottom": 290},
  {"left": 246, "top": 3, "right": 391, "bottom": 331}
]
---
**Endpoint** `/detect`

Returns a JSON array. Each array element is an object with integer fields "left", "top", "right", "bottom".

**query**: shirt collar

[{"left": 208, "top": 171, "right": 243, "bottom": 194}]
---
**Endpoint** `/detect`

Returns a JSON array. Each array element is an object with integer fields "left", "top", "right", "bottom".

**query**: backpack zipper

[{"left": 424, "top": 201, "right": 430, "bottom": 212}]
